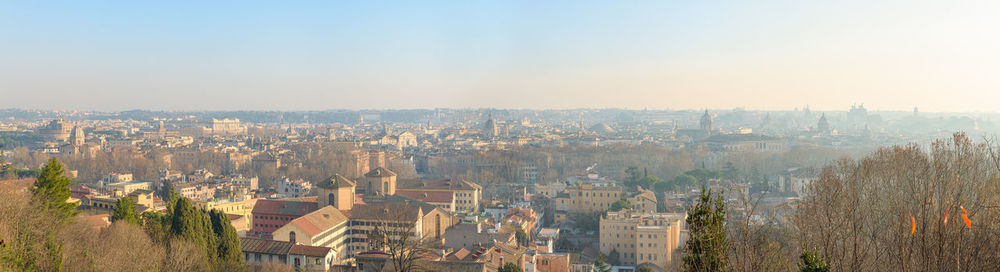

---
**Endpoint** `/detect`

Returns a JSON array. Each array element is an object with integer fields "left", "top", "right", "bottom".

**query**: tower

[
  {"left": 700, "top": 110, "right": 713, "bottom": 133},
  {"left": 69, "top": 125, "right": 84, "bottom": 146},
  {"left": 817, "top": 114, "right": 830, "bottom": 134},
  {"left": 364, "top": 167, "right": 397, "bottom": 196},
  {"left": 484, "top": 113, "right": 498, "bottom": 140},
  {"left": 316, "top": 174, "right": 356, "bottom": 210}
]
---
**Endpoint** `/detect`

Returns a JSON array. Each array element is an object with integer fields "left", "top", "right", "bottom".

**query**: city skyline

[{"left": 3, "top": 1, "right": 999, "bottom": 112}]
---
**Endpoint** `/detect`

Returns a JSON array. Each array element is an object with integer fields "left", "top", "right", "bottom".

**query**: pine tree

[
  {"left": 594, "top": 254, "right": 613, "bottom": 272},
  {"left": 498, "top": 262, "right": 523, "bottom": 272},
  {"left": 798, "top": 250, "right": 830, "bottom": 272},
  {"left": 111, "top": 196, "right": 140, "bottom": 225},
  {"left": 32, "top": 157, "right": 78, "bottom": 221},
  {"left": 209, "top": 209, "right": 244, "bottom": 270},
  {"left": 683, "top": 186, "right": 729, "bottom": 272}
]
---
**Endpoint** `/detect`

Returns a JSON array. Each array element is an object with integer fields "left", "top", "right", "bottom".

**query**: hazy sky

[{"left": 2, "top": 1, "right": 999, "bottom": 112}]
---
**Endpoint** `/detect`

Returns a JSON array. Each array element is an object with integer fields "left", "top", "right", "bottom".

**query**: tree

[
  {"left": 637, "top": 174, "right": 660, "bottom": 189},
  {"left": 209, "top": 209, "right": 244, "bottom": 270},
  {"left": 609, "top": 200, "right": 632, "bottom": 212},
  {"left": 499, "top": 262, "right": 524, "bottom": 272},
  {"left": 594, "top": 254, "right": 613, "bottom": 272},
  {"left": 683, "top": 186, "right": 728, "bottom": 272},
  {"left": 514, "top": 227, "right": 529, "bottom": 247},
  {"left": 32, "top": 157, "right": 78, "bottom": 221},
  {"left": 169, "top": 198, "right": 215, "bottom": 268},
  {"left": 798, "top": 250, "right": 829, "bottom": 272},
  {"left": 111, "top": 196, "right": 140, "bottom": 225},
  {"left": 554, "top": 236, "right": 574, "bottom": 252},
  {"left": 607, "top": 248, "right": 622, "bottom": 266},
  {"left": 671, "top": 174, "right": 697, "bottom": 190},
  {"left": 637, "top": 265, "right": 655, "bottom": 272}
]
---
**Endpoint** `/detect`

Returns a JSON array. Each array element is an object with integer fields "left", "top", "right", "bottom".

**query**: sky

[{"left": 1, "top": 1, "right": 999, "bottom": 112}]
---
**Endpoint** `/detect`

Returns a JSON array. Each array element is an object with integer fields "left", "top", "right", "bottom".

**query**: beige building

[
  {"left": 273, "top": 206, "right": 350, "bottom": 261},
  {"left": 316, "top": 174, "right": 356, "bottom": 211},
  {"left": 362, "top": 167, "right": 396, "bottom": 196},
  {"left": 399, "top": 179, "right": 482, "bottom": 212},
  {"left": 599, "top": 211, "right": 686, "bottom": 269}
]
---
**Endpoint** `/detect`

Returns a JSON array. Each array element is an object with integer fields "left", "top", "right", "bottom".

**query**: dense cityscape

[
  {"left": 3, "top": 107, "right": 999, "bottom": 271},
  {"left": 4, "top": 1, "right": 1000, "bottom": 271}
]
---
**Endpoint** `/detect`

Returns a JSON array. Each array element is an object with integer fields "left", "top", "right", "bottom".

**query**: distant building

[
  {"left": 278, "top": 178, "right": 313, "bottom": 198},
  {"left": 398, "top": 179, "right": 482, "bottom": 212},
  {"left": 38, "top": 119, "right": 73, "bottom": 142}
]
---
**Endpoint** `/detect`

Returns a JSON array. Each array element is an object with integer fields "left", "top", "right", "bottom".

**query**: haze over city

[
  {"left": 6, "top": 2, "right": 1000, "bottom": 272},
  {"left": 3, "top": 1, "right": 1000, "bottom": 112}
]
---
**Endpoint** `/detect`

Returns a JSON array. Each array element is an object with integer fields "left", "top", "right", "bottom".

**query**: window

[
  {"left": 316, "top": 258, "right": 322, "bottom": 265},
  {"left": 289, "top": 231, "right": 297, "bottom": 244},
  {"left": 329, "top": 193, "right": 336, "bottom": 206},
  {"left": 294, "top": 258, "right": 300, "bottom": 268}
]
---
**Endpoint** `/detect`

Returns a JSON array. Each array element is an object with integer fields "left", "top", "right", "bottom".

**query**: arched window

[
  {"left": 383, "top": 182, "right": 389, "bottom": 193},
  {"left": 294, "top": 257, "right": 300, "bottom": 268},
  {"left": 436, "top": 214, "right": 442, "bottom": 238},
  {"left": 329, "top": 193, "right": 336, "bottom": 206},
  {"left": 289, "top": 231, "right": 296, "bottom": 244}
]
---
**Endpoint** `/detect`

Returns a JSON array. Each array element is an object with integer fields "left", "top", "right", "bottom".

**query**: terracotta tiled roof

[
  {"left": 365, "top": 167, "right": 396, "bottom": 177},
  {"left": 284, "top": 206, "right": 348, "bottom": 236},
  {"left": 316, "top": 174, "right": 355, "bottom": 189},
  {"left": 251, "top": 198, "right": 318, "bottom": 217},
  {"left": 288, "top": 244, "right": 332, "bottom": 257},
  {"left": 240, "top": 237, "right": 293, "bottom": 255},
  {"left": 395, "top": 190, "right": 454, "bottom": 204},
  {"left": 400, "top": 178, "right": 481, "bottom": 190}
]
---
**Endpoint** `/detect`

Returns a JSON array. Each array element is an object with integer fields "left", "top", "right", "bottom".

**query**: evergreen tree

[
  {"left": 514, "top": 227, "right": 529, "bottom": 247},
  {"left": 170, "top": 197, "right": 216, "bottom": 267},
  {"left": 683, "top": 186, "right": 728, "bottom": 272},
  {"left": 609, "top": 200, "right": 632, "bottom": 212},
  {"left": 593, "top": 255, "right": 613, "bottom": 272},
  {"left": 607, "top": 248, "right": 621, "bottom": 266},
  {"left": 209, "top": 209, "right": 244, "bottom": 269},
  {"left": 798, "top": 250, "right": 830, "bottom": 272},
  {"left": 32, "top": 157, "right": 78, "bottom": 221},
  {"left": 498, "top": 262, "right": 523, "bottom": 272},
  {"left": 111, "top": 196, "right": 140, "bottom": 225}
]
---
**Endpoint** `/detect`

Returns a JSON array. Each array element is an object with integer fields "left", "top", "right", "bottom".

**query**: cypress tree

[
  {"left": 32, "top": 157, "right": 78, "bottom": 221},
  {"left": 111, "top": 196, "right": 140, "bottom": 225},
  {"left": 683, "top": 186, "right": 729, "bottom": 272},
  {"left": 209, "top": 209, "right": 244, "bottom": 269},
  {"left": 170, "top": 198, "right": 215, "bottom": 267}
]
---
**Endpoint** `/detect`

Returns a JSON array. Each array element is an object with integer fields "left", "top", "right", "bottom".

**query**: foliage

[
  {"left": 609, "top": 200, "right": 632, "bottom": 212},
  {"left": 570, "top": 212, "right": 601, "bottom": 233},
  {"left": 795, "top": 133, "right": 1000, "bottom": 271},
  {"left": 111, "top": 196, "right": 140, "bottom": 225},
  {"left": 32, "top": 157, "right": 79, "bottom": 221},
  {"left": 683, "top": 186, "right": 728, "bottom": 272},
  {"left": 607, "top": 248, "right": 621, "bottom": 266},
  {"left": 209, "top": 210, "right": 244, "bottom": 269},
  {"left": 798, "top": 250, "right": 830, "bottom": 272},
  {"left": 514, "top": 227, "right": 529, "bottom": 247},
  {"left": 499, "top": 262, "right": 524, "bottom": 272},
  {"left": 593, "top": 254, "right": 613, "bottom": 272},
  {"left": 554, "top": 236, "right": 574, "bottom": 252}
]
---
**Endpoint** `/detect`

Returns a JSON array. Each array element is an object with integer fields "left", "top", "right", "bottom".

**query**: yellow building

[
  {"left": 555, "top": 183, "right": 623, "bottom": 213},
  {"left": 599, "top": 211, "right": 685, "bottom": 269}
]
